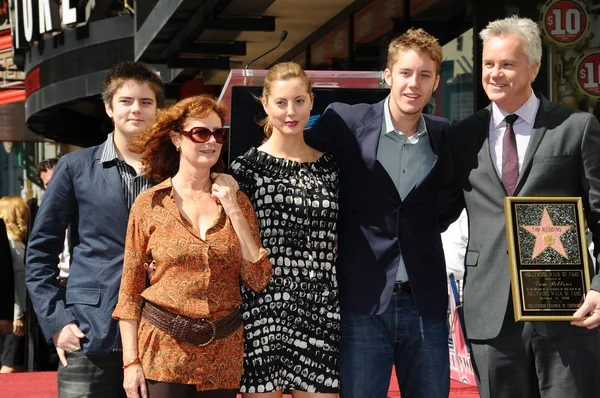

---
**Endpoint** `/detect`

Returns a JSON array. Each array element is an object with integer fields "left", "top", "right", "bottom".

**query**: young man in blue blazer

[
  {"left": 26, "top": 62, "right": 164, "bottom": 397},
  {"left": 306, "top": 29, "right": 462, "bottom": 398}
]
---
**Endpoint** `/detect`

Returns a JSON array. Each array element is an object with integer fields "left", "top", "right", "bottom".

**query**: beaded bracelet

[{"left": 122, "top": 357, "right": 141, "bottom": 369}]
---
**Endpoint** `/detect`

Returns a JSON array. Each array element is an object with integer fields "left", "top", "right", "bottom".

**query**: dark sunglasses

[{"left": 179, "top": 127, "right": 228, "bottom": 144}]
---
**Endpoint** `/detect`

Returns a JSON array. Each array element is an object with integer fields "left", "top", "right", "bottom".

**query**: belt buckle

[
  {"left": 393, "top": 281, "right": 410, "bottom": 295},
  {"left": 195, "top": 319, "right": 216, "bottom": 347}
]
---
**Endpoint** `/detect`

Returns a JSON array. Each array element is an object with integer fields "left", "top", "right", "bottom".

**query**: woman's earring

[{"left": 176, "top": 146, "right": 180, "bottom": 152}]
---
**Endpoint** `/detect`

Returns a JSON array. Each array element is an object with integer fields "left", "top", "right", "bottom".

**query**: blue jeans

[{"left": 340, "top": 294, "right": 450, "bottom": 398}]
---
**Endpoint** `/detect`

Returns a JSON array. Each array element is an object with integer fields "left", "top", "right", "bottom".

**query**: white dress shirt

[
  {"left": 58, "top": 226, "right": 71, "bottom": 279},
  {"left": 587, "top": 229, "right": 596, "bottom": 269},
  {"left": 441, "top": 209, "right": 468, "bottom": 280},
  {"left": 489, "top": 91, "right": 540, "bottom": 176}
]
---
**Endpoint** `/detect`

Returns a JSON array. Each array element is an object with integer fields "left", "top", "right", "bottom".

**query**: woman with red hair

[{"left": 113, "top": 95, "right": 272, "bottom": 398}]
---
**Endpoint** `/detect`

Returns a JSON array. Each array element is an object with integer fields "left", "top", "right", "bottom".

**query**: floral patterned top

[{"left": 113, "top": 178, "right": 272, "bottom": 391}]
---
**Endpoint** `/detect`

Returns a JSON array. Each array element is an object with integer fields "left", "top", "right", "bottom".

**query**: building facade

[{"left": 3, "top": 0, "right": 600, "bottom": 193}]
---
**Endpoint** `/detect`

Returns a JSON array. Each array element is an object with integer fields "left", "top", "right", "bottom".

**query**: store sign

[
  {"left": 538, "top": 0, "right": 600, "bottom": 106},
  {"left": 10, "top": 0, "right": 85, "bottom": 50},
  {"left": 24, "top": 65, "right": 40, "bottom": 96},
  {"left": 540, "top": 0, "right": 591, "bottom": 47},
  {"left": 575, "top": 51, "right": 600, "bottom": 97}
]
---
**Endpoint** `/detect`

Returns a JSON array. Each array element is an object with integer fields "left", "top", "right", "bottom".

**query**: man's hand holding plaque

[{"left": 571, "top": 290, "right": 600, "bottom": 329}]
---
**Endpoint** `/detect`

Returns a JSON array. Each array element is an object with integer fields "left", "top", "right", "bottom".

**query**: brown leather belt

[
  {"left": 142, "top": 301, "right": 242, "bottom": 346},
  {"left": 393, "top": 281, "right": 412, "bottom": 295}
]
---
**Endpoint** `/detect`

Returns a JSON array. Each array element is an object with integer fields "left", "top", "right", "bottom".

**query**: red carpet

[
  {"left": 0, "top": 371, "right": 58, "bottom": 398},
  {"left": 0, "top": 370, "right": 479, "bottom": 397}
]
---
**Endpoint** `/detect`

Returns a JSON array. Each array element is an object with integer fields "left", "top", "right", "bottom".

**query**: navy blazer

[
  {"left": 305, "top": 99, "right": 461, "bottom": 320},
  {"left": 26, "top": 138, "right": 134, "bottom": 355}
]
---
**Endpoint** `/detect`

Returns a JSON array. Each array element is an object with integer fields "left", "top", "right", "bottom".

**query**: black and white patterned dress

[{"left": 230, "top": 147, "right": 340, "bottom": 394}]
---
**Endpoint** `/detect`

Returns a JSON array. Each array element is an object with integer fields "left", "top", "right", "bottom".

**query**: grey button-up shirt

[{"left": 377, "top": 96, "right": 436, "bottom": 282}]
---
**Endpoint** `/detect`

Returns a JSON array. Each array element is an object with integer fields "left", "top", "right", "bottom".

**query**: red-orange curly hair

[{"left": 129, "top": 94, "right": 228, "bottom": 182}]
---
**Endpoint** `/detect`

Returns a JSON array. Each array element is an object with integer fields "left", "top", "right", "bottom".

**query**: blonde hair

[
  {"left": 387, "top": 28, "right": 442, "bottom": 71},
  {"left": 259, "top": 62, "right": 313, "bottom": 139},
  {"left": 0, "top": 196, "right": 28, "bottom": 243}
]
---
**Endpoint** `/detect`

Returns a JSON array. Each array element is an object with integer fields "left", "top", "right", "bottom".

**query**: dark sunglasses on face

[{"left": 179, "top": 127, "right": 228, "bottom": 144}]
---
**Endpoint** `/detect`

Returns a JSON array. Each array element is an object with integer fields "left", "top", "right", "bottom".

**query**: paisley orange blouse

[{"left": 112, "top": 178, "right": 272, "bottom": 391}]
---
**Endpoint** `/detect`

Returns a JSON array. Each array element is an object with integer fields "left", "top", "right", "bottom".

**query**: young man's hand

[{"left": 52, "top": 323, "right": 86, "bottom": 366}]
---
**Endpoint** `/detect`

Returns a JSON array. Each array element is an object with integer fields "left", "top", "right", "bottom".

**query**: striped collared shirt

[{"left": 100, "top": 132, "right": 154, "bottom": 209}]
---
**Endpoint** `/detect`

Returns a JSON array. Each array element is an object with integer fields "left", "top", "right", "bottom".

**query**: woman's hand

[
  {"left": 143, "top": 260, "right": 156, "bottom": 280},
  {"left": 211, "top": 173, "right": 241, "bottom": 215},
  {"left": 123, "top": 364, "right": 147, "bottom": 398},
  {"left": 13, "top": 317, "right": 24, "bottom": 337}
]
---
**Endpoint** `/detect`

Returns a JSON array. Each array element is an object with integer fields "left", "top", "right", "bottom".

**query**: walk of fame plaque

[{"left": 504, "top": 197, "right": 592, "bottom": 321}]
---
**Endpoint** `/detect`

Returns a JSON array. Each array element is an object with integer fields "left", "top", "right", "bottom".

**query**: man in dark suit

[
  {"left": 306, "top": 28, "right": 461, "bottom": 398},
  {"left": 35, "top": 158, "right": 71, "bottom": 286},
  {"left": 26, "top": 62, "right": 163, "bottom": 397},
  {"left": 448, "top": 16, "right": 600, "bottom": 398},
  {"left": 37, "top": 158, "right": 59, "bottom": 190},
  {"left": 0, "top": 219, "right": 14, "bottom": 335}
]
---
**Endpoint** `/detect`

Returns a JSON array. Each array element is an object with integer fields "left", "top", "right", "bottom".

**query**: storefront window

[{"left": 435, "top": 28, "right": 474, "bottom": 122}]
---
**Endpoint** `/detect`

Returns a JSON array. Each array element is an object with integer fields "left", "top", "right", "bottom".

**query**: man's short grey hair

[{"left": 479, "top": 15, "right": 542, "bottom": 66}]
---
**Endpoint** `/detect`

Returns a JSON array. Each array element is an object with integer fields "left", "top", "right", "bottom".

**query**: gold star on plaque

[{"left": 522, "top": 207, "right": 572, "bottom": 259}]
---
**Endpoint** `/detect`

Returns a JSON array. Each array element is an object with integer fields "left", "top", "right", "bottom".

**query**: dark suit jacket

[
  {"left": 448, "top": 93, "right": 600, "bottom": 340},
  {"left": 0, "top": 219, "right": 14, "bottom": 321},
  {"left": 26, "top": 137, "right": 136, "bottom": 355},
  {"left": 306, "top": 99, "right": 462, "bottom": 320}
]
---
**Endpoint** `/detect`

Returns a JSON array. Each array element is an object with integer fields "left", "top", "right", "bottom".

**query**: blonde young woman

[
  {"left": 230, "top": 62, "right": 340, "bottom": 398},
  {"left": 0, "top": 196, "right": 28, "bottom": 373}
]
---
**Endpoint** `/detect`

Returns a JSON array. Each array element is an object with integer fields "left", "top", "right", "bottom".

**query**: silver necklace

[{"left": 178, "top": 188, "right": 210, "bottom": 204}]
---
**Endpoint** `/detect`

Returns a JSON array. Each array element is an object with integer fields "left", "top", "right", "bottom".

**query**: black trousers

[
  {"left": 147, "top": 380, "right": 237, "bottom": 398},
  {"left": 470, "top": 320, "right": 600, "bottom": 398}
]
